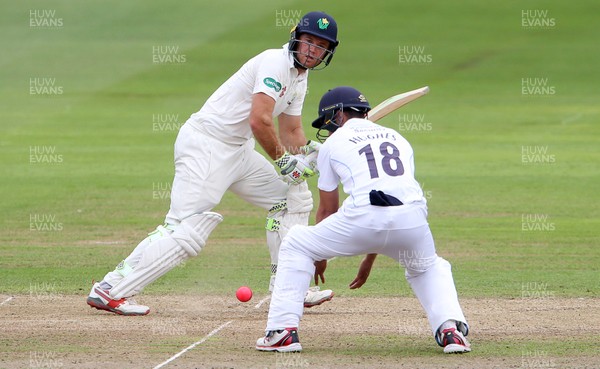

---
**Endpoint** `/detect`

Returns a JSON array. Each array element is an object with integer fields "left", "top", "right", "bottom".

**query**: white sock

[{"left": 440, "top": 320, "right": 457, "bottom": 331}]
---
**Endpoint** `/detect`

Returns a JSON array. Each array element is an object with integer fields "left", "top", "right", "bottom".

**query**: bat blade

[{"left": 367, "top": 86, "right": 429, "bottom": 123}]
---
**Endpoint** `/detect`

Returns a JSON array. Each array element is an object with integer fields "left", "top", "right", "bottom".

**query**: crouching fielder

[{"left": 256, "top": 87, "right": 471, "bottom": 354}]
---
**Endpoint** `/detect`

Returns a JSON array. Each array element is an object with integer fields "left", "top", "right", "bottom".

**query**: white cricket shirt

[
  {"left": 317, "top": 118, "right": 426, "bottom": 208},
  {"left": 188, "top": 44, "right": 308, "bottom": 145}
]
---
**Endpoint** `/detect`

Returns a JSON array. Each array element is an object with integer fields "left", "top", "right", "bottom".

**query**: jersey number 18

[{"left": 358, "top": 142, "right": 404, "bottom": 179}]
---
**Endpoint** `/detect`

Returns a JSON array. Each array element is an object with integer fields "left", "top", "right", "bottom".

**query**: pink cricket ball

[{"left": 236, "top": 286, "right": 252, "bottom": 302}]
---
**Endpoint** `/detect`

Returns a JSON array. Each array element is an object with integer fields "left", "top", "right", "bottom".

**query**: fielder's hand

[
  {"left": 274, "top": 152, "right": 315, "bottom": 184},
  {"left": 349, "top": 253, "right": 377, "bottom": 289},
  {"left": 314, "top": 259, "right": 328, "bottom": 285}
]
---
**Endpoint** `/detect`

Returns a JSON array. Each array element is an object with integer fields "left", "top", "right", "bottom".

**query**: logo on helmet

[
  {"left": 358, "top": 94, "right": 368, "bottom": 103},
  {"left": 317, "top": 18, "right": 330, "bottom": 29}
]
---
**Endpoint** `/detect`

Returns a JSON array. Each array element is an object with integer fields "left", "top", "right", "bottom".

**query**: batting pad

[
  {"left": 109, "top": 212, "right": 223, "bottom": 299},
  {"left": 266, "top": 182, "right": 313, "bottom": 275},
  {"left": 281, "top": 182, "right": 313, "bottom": 241},
  {"left": 286, "top": 182, "right": 313, "bottom": 214}
]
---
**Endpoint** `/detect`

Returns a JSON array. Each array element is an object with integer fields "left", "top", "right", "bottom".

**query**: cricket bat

[{"left": 367, "top": 86, "right": 429, "bottom": 122}]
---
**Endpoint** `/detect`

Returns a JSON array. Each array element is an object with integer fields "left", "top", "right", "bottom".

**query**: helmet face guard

[
  {"left": 311, "top": 87, "right": 371, "bottom": 142},
  {"left": 314, "top": 103, "right": 343, "bottom": 142},
  {"left": 289, "top": 39, "right": 335, "bottom": 71},
  {"left": 288, "top": 11, "right": 338, "bottom": 70}
]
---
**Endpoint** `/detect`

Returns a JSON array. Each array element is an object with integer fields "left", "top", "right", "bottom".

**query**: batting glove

[
  {"left": 300, "top": 140, "right": 322, "bottom": 174},
  {"left": 300, "top": 140, "right": 322, "bottom": 156},
  {"left": 274, "top": 152, "right": 315, "bottom": 184}
]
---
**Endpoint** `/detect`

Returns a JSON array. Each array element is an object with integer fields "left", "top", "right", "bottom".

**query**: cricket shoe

[
  {"left": 304, "top": 286, "right": 334, "bottom": 308},
  {"left": 256, "top": 328, "right": 302, "bottom": 352},
  {"left": 436, "top": 327, "right": 471, "bottom": 354},
  {"left": 86, "top": 282, "right": 149, "bottom": 316}
]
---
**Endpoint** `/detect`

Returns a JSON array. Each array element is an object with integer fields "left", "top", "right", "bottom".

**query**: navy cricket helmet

[
  {"left": 289, "top": 11, "right": 339, "bottom": 69},
  {"left": 311, "top": 86, "right": 371, "bottom": 141}
]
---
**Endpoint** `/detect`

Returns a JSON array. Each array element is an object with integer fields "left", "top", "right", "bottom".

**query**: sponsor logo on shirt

[{"left": 263, "top": 77, "right": 282, "bottom": 92}]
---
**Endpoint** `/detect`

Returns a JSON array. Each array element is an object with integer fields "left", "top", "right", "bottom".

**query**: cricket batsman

[{"left": 87, "top": 11, "right": 338, "bottom": 315}]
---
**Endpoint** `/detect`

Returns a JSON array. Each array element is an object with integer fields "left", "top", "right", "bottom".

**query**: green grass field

[{"left": 1, "top": 1, "right": 599, "bottom": 368}]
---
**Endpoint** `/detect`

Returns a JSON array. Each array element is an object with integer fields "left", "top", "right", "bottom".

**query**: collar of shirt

[
  {"left": 282, "top": 43, "right": 308, "bottom": 82},
  {"left": 341, "top": 118, "right": 368, "bottom": 129}
]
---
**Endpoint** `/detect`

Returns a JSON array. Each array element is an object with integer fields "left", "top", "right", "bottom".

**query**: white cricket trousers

[
  {"left": 166, "top": 122, "right": 288, "bottom": 223},
  {"left": 103, "top": 122, "right": 287, "bottom": 288},
  {"left": 267, "top": 203, "right": 468, "bottom": 335}
]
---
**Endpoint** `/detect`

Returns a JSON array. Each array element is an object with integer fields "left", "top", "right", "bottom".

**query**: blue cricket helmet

[
  {"left": 312, "top": 86, "right": 371, "bottom": 142},
  {"left": 289, "top": 11, "right": 339, "bottom": 68},
  {"left": 311, "top": 86, "right": 371, "bottom": 141}
]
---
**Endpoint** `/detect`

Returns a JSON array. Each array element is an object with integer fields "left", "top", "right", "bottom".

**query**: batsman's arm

[
  {"left": 278, "top": 112, "right": 307, "bottom": 154},
  {"left": 249, "top": 93, "right": 285, "bottom": 160}
]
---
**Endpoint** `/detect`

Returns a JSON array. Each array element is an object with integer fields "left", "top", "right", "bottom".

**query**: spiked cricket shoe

[
  {"left": 304, "top": 286, "right": 333, "bottom": 308},
  {"left": 256, "top": 328, "right": 302, "bottom": 352},
  {"left": 437, "top": 327, "right": 471, "bottom": 353},
  {"left": 86, "top": 282, "right": 149, "bottom": 316}
]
